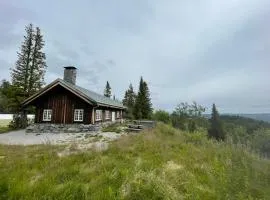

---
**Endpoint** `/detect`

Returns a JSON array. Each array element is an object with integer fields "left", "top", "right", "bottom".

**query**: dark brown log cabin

[{"left": 22, "top": 67, "right": 125, "bottom": 124}]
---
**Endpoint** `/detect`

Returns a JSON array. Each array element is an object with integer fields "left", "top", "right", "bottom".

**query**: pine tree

[
  {"left": 11, "top": 24, "right": 47, "bottom": 99},
  {"left": 104, "top": 81, "right": 112, "bottom": 98},
  {"left": 133, "top": 78, "right": 143, "bottom": 119},
  {"left": 122, "top": 91, "right": 128, "bottom": 106},
  {"left": 123, "top": 83, "right": 136, "bottom": 119},
  {"left": 208, "top": 104, "right": 225, "bottom": 141},
  {"left": 133, "top": 77, "right": 152, "bottom": 119},
  {"left": 28, "top": 27, "right": 46, "bottom": 95},
  {"left": 11, "top": 24, "right": 34, "bottom": 97},
  {"left": 141, "top": 81, "right": 152, "bottom": 119}
]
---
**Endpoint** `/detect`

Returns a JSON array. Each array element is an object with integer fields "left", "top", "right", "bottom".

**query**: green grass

[
  {"left": 0, "top": 119, "right": 11, "bottom": 127},
  {"left": 0, "top": 123, "right": 269, "bottom": 199},
  {"left": 0, "top": 119, "right": 12, "bottom": 133},
  {"left": 0, "top": 126, "right": 12, "bottom": 134}
]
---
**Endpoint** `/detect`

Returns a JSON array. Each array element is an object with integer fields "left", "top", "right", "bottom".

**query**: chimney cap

[{"left": 64, "top": 66, "right": 77, "bottom": 70}]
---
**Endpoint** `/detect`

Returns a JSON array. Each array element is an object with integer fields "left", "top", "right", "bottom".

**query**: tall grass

[
  {"left": 0, "top": 119, "right": 12, "bottom": 133},
  {"left": 0, "top": 123, "right": 269, "bottom": 199}
]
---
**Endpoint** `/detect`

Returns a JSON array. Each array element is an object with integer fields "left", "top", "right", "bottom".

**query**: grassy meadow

[
  {"left": 0, "top": 123, "right": 269, "bottom": 199},
  {"left": 0, "top": 119, "right": 12, "bottom": 133}
]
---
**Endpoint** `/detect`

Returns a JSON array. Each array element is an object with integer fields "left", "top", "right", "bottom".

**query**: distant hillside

[
  {"left": 205, "top": 113, "right": 270, "bottom": 123},
  {"left": 238, "top": 113, "right": 270, "bottom": 123},
  {"left": 220, "top": 115, "right": 270, "bottom": 134}
]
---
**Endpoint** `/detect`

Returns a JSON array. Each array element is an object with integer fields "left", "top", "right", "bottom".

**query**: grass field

[
  {"left": 0, "top": 123, "right": 269, "bottom": 199},
  {"left": 0, "top": 119, "right": 11, "bottom": 127},
  {"left": 0, "top": 119, "right": 12, "bottom": 133}
]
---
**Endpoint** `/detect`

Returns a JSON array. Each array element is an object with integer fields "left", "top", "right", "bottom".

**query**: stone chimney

[{"left": 63, "top": 66, "right": 77, "bottom": 85}]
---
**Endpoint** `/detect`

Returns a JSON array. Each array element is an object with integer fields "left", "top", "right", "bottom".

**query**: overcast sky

[{"left": 0, "top": 0, "right": 270, "bottom": 113}]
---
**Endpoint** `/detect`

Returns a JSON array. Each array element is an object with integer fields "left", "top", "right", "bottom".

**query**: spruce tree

[
  {"left": 123, "top": 83, "right": 136, "bottom": 119},
  {"left": 208, "top": 104, "right": 225, "bottom": 141},
  {"left": 141, "top": 81, "right": 152, "bottom": 119},
  {"left": 122, "top": 91, "right": 128, "bottom": 106},
  {"left": 28, "top": 27, "right": 46, "bottom": 95},
  {"left": 133, "top": 77, "right": 152, "bottom": 119},
  {"left": 133, "top": 77, "right": 144, "bottom": 119},
  {"left": 11, "top": 24, "right": 34, "bottom": 97},
  {"left": 11, "top": 24, "right": 47, "bottom": 99},
  {"left": 104, "top": 81, "right": 112, "bottom": 98}
]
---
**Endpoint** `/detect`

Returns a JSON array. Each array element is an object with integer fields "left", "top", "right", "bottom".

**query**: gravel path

[{"left": 0, "top": 130, "right": 125, "bottom": 146}]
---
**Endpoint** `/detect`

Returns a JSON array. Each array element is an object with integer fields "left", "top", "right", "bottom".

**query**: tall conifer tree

[
  {"left": 104, "top": 81, "right": 112, "bottom": 98},
  {"left": 28, "top": 27, "right": 46, "bottom": 95},
  {"left": 123, "top": 83, "right": 136, "bottom": 119},
  {"left": 208, "top": 104, "right": 225, "bottom": 141},
  {"left": 11, "top": 23, "right": 47, "bottom": 99},
  {"left": 133, "top": 77, "right": 152, "bottom": 119}
]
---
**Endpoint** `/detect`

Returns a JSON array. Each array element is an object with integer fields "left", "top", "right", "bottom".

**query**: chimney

[{"left": 63, "top": 66, "right": 77, "bottom": 85}]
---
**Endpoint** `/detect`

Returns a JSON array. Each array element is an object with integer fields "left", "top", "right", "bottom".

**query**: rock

[
  {"left": 67, "top": 127, "right": 80, "bottom": 133},
  {"left": 25, "top": 123, "right": 101, "bottom": 134}
]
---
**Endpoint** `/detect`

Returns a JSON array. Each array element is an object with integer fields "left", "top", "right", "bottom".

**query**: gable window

[
  {"left": 74, "top": 109, "right": 84, "bottom": 122},
  {"left": 96, "top": 110, "right": 102, "bottom": 121},
  {"left": 43, "top": 109, "right": 52, "bottom": 121},
  {"left": 105, "top": 110, "right": 110, "bottom": 120}
]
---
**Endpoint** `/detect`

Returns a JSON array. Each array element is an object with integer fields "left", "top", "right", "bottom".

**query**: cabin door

[{"left": 112, "top": 112, "right": 116, "bottom": 122}]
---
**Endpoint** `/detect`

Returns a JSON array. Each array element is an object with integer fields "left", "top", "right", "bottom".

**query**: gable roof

[{"left": 22, "top": 79, "right": 125, "bottom": 109}]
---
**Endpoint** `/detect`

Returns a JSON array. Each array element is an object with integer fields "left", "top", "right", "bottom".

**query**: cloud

[
  {"left": 0, "top": 0, "right": 270, "bottom": 113},
  {"left": 0, "top": 1, "right": 34, "bottom": 50}
]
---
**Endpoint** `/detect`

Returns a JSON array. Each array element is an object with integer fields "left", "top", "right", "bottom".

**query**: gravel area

[{"left": 0, "top": 129, "right": 125, "bottom": 146}]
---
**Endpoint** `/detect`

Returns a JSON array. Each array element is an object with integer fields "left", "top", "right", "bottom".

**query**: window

[
  {"left": 74, "top": 109, "right": 84, "bottom": 122},
  {"left": 96, "top": 110, "right": 102, "bottom": 121},
  {"left": 43, "top": 109, "right": 52, "bottom": 121},
  {"left": 117, "top": 111, "right": 120, "bottom": 118},
  {"left": 105, "top": 110, "right": 110, "bottom": 119}
]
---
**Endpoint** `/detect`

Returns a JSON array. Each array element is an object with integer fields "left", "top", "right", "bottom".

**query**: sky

[{"left": 0, "top": 0, "right": 270, "bottom": 113}]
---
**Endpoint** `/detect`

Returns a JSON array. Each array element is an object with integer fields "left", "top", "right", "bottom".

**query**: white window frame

[
  {"left": 96, "top": 110, "right": 102, "bottom": 121},
  {"left": 74, "top": 109, "right": 84, "bottom": 122},
  {"left": 105, "top": 110, "right": 110, "bottom": 120},
  {"left": 43, "top": 109, "right": 52, "bottom": 122}
]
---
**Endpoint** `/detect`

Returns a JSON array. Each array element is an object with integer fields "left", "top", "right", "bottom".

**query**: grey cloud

[
  {"left": 1, "top": 0, "right": 270, "bottom": 113},
  {"left": 0, "top": 2, "right": 34, "bottom": 50}
]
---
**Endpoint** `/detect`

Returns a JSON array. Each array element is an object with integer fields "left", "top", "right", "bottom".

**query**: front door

[{"left": 112, "top": 112, "right": 115, "bottom": 122}]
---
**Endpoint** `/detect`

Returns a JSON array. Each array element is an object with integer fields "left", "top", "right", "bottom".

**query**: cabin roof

[{"left": 22, "top": 79, "right": 125, "bottom": 109}]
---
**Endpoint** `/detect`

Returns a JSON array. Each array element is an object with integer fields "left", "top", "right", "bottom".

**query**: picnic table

[
  {"left": 126, "top": 120, "right": 156, "bottom": 132},
  {"left": 127, "top": 124, "right": 143, "bottom": 132}
]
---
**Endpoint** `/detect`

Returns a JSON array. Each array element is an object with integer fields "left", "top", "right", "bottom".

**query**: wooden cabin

[{"left": 22, "top": 67, "right": 125, "bottom": 124}]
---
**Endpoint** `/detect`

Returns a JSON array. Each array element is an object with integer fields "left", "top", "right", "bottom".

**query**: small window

[
  {"left": 96, "top": 110, "right": 102, "bottom": 121},
  {"left": 117, "top": 111, "right": 120, "bottom": 118},
  {"left": 105, "top": 110, "right": 110, "bottom": 119},
  {"left": 43, "top": 109, "right": 52, "bottom": 121},
  {"left": 74, "top": 109, "right": 84, "bottom": 122}
]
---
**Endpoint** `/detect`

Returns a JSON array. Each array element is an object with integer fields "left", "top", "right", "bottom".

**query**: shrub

[
  {"left": 152, "top": 110, "right": 171, "bottom": 124},
  {"left": 9, "top": 113, "right": 28, "bottom": 129},
  {"left": 102, "top": 123, "right": 122, "bottom": 133}
]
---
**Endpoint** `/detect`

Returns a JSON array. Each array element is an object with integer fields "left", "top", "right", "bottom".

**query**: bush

[
  {"left": 102, "top": 123, "right": 122, "bottom": 133},
  {"left": 9, "top": 113, "right": 28, "bottom": 129},
  {"left": 152, "top": 110, "right": 171, "bottom": 124}
]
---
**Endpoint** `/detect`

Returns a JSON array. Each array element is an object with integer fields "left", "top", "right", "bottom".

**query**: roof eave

[
  {"left": 97, "top": 103, "right": 126, "bottom": 110},
  {"left": 22, "top": 79, "right": 97, "bottom": 107}
]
